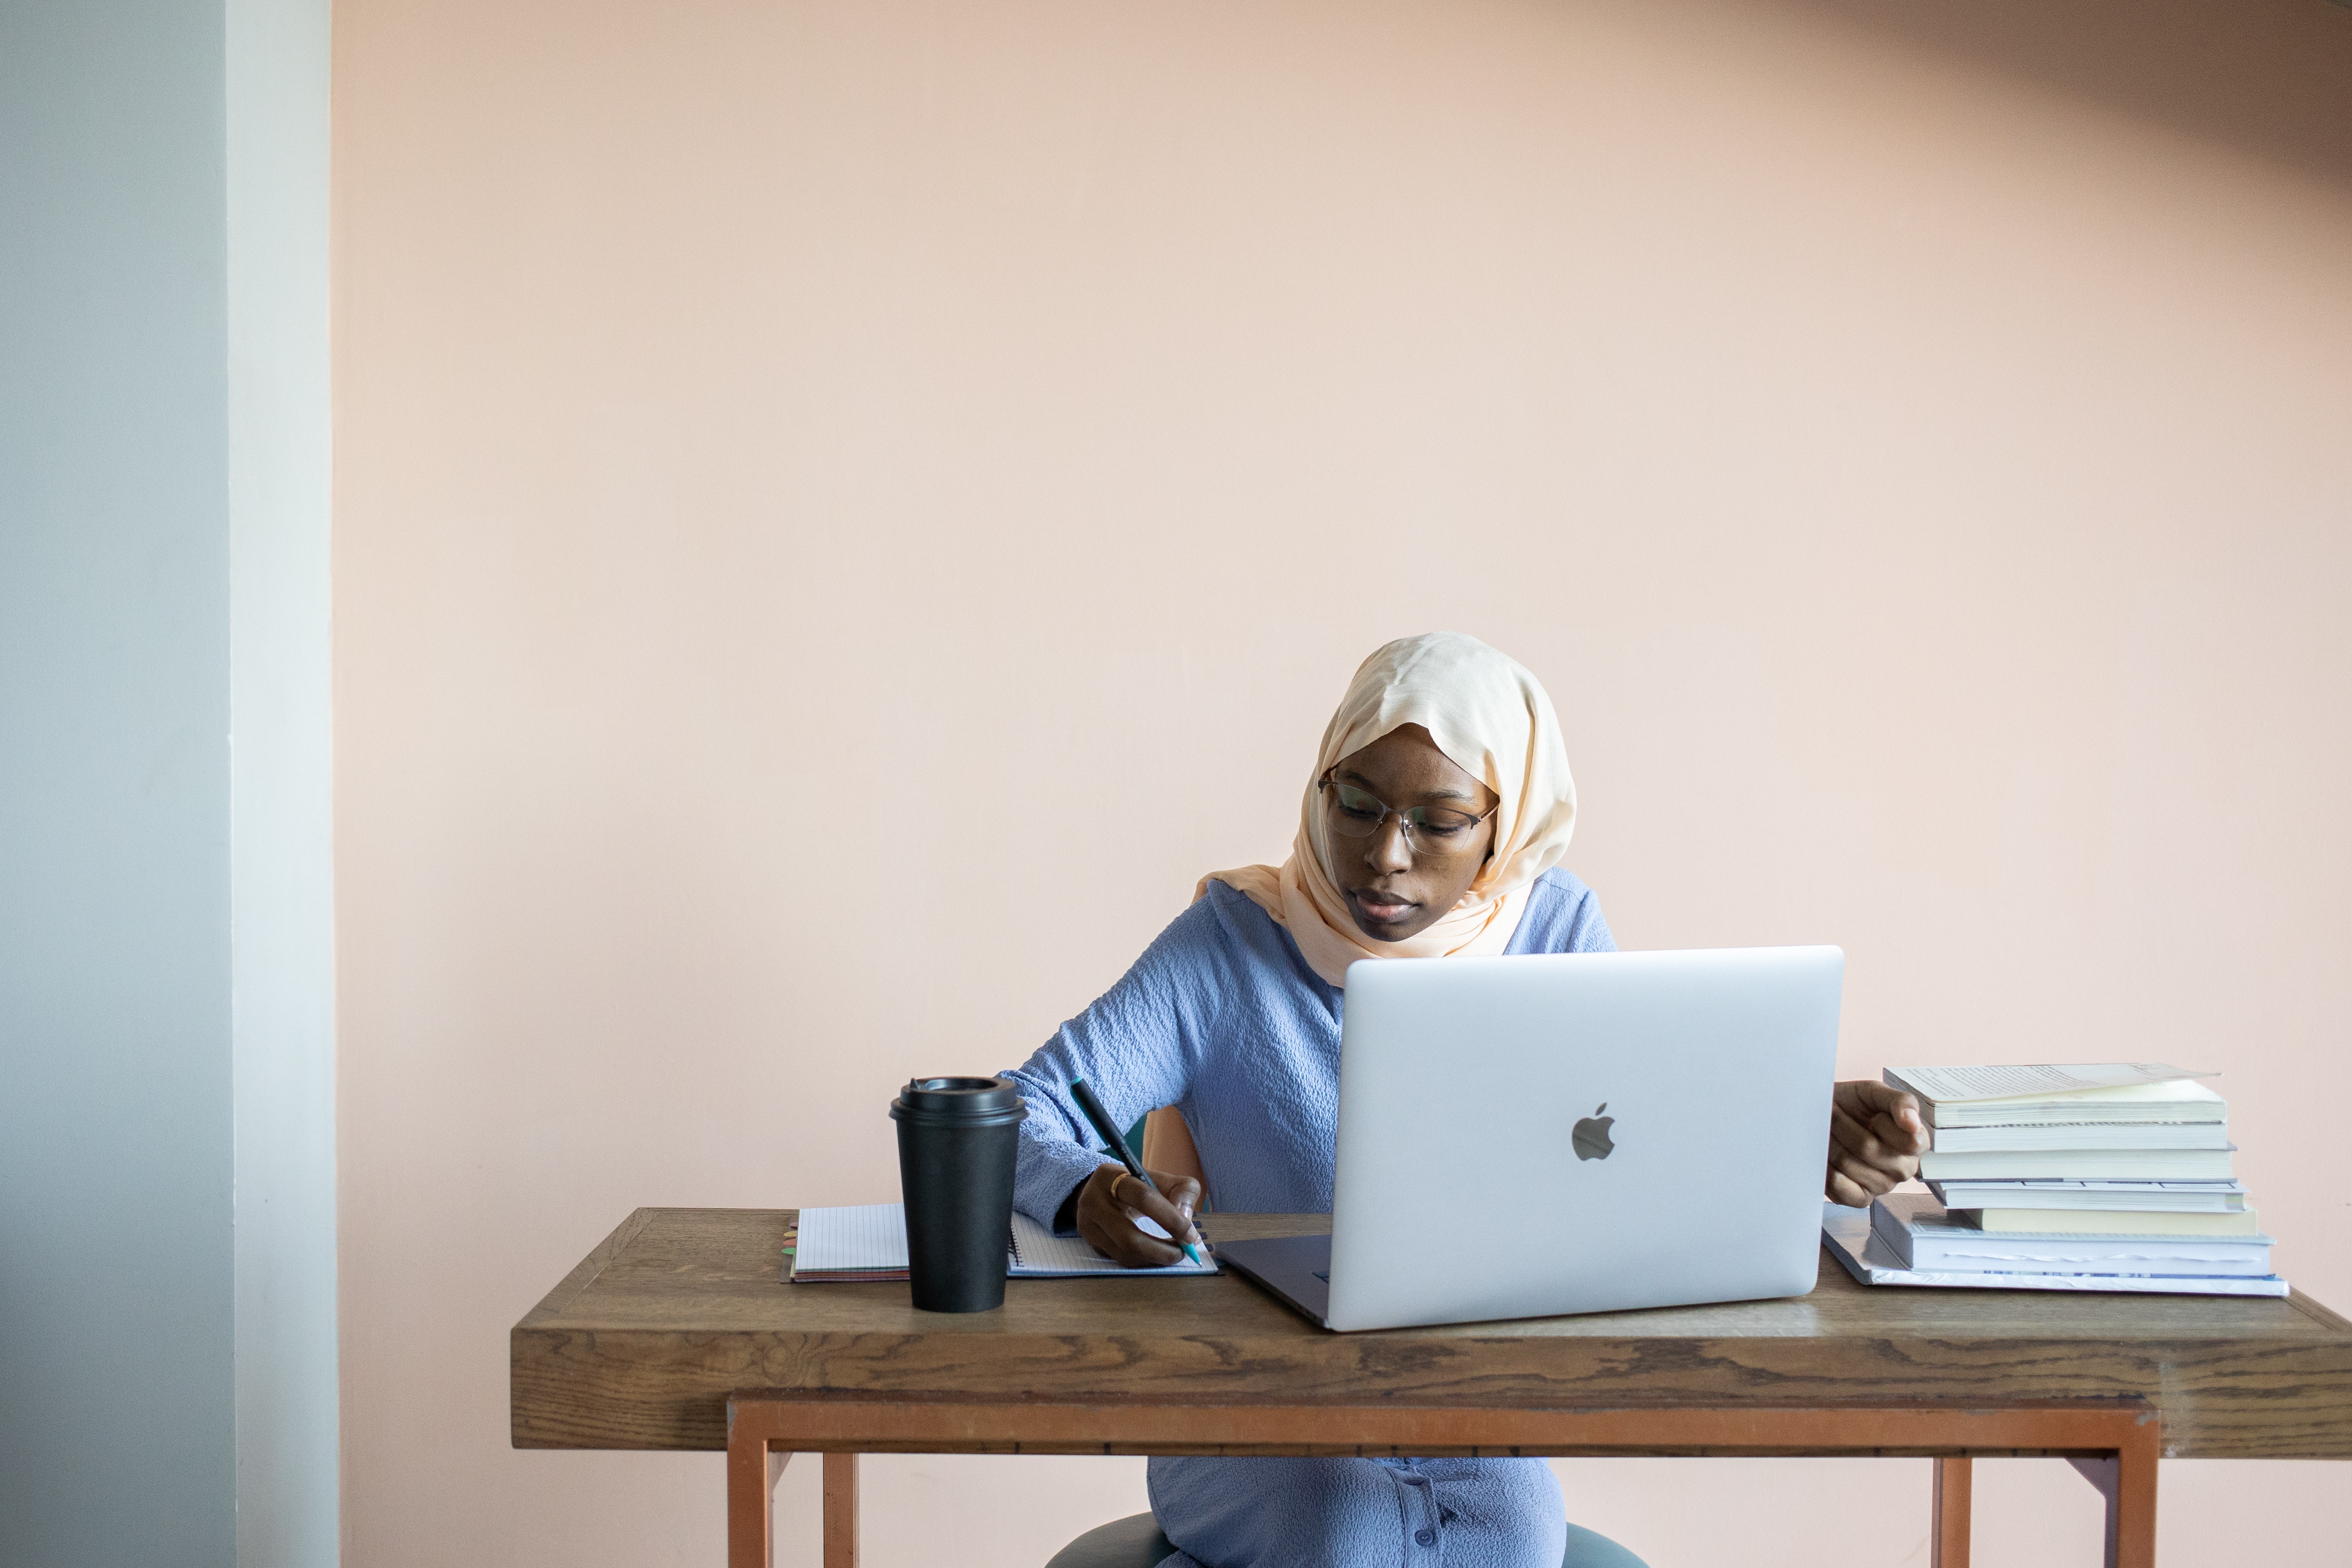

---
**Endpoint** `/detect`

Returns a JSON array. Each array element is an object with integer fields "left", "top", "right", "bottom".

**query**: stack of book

[{"left": 1823, "top": 1062, "right": 2287, "bottom": 1298}]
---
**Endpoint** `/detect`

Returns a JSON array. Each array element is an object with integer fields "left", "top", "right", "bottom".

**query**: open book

[
  {"left": 787, "top": 1201, "right": 1218, "bottom": 1282},
  {"left": 1883, "top": 1064, "right": 2222, "bottom": 1129}
]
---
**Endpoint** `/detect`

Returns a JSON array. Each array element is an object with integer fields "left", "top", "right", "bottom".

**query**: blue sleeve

[
  {"left": 998, "top": 899, "right": 1226, "bottom": 1232},
  {"left": 1565, "top": 888, "right": 1616, "bottom": 953},
  {"left": 1515, "top": 871, "right": 1618, "bottom": 956}
]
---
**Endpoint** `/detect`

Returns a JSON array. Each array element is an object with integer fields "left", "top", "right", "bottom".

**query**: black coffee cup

[{"left": 890, "top": 1076, "right": 1027, "bottom": 1313}]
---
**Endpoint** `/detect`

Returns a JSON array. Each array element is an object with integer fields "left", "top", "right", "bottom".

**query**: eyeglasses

[{"left": 1318, "top": 771, "right": 1498, "bottom": 855}]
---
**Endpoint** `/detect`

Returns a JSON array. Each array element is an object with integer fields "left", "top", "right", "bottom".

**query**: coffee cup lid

[{"left": 894, "top": 1076, "right": 1025, "bottom": 1117}]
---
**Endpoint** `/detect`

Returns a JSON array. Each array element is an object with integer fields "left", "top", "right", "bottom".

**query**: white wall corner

[{"left": 228, "top": 0, "right": 339, "bottom": 1563}]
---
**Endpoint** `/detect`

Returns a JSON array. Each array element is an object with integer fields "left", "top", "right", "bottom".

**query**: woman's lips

[{"left": 1352, "top": 890, "right": 1419, "bottom": 923}]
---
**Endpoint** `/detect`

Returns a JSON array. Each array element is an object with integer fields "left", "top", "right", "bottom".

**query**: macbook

[{"left": 1215, "top": 946, "right": 1843, "bottom": 1331}]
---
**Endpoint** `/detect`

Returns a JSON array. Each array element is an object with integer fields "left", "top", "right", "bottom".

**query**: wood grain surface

[{"left": 511, "top": 1208, "right": 2352, "bottom": 1460}]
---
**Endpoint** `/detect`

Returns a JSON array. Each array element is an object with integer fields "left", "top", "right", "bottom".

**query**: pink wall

[{"left": 333, "top": 0, "right": 2352, "bottom": 1562}]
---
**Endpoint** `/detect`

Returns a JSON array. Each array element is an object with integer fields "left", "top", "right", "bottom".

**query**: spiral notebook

[{"left": 785, "top": 1201, "right": 1217, "bottom": 1282}]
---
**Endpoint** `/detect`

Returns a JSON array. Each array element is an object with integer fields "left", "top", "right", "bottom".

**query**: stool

[{"left": 1044, "top": 1512, "right": 1650, "bottom": 1568}]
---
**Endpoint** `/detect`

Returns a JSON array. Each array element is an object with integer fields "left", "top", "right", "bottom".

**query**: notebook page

[
  {"left": 795, "top": 1202, "right": 909, "bottom": 1272},
  {"left": 1008, "top": 1208, "right": 1217, "bottom": 1277},
  {"left": 794, "top": 1202, "right": 1215, "bottom": 1278}
]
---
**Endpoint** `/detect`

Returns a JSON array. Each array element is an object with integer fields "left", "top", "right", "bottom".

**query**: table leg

[
  {"left": 727, "top": 1435, "right": 788, "bottom": 1568},
  {"left": 825, "top": 1452, "right": 860, "bottom": 1568},
  {"left": 1930, "top": 1456, "right": 1971, "bottom": 1568},
  {"left": 2069, "top": 1429, "right": 2158, "bottom": 1568}
]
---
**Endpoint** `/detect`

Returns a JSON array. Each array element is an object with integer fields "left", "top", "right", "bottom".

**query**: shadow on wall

[{"left": 1748, "top": 0, "right": 2352, "bottom": 188}]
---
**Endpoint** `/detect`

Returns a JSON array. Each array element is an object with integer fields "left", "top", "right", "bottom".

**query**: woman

[{"left": 1000, "top": 633, "right": 1923, "bottom": 1568}]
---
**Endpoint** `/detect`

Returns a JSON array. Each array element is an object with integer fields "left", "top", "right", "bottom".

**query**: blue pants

[{"left": 1149, "top": 1456, "right": 1641, "bottom": 1568}]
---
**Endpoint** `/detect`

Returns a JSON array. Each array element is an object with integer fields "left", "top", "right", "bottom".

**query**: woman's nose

[{"left": 1368, "top": 817, "right": 1414, "bottom": 871}]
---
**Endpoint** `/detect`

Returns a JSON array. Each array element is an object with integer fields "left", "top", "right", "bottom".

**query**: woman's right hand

[{"left": 1075, "top": 1163, "right": 1204, "bottom": 1267}]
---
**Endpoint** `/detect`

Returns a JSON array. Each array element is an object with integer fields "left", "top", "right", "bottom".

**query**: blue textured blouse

[
  {"left": 1002, "top": 867, "right": 1617, "bottom": 1228},
  {"left": 998, "top": 869, "right": 1626, "bottom": 1568}
]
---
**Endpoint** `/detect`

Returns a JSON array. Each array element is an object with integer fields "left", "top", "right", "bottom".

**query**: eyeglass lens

[{"left": 1324, "top": 780, "right": 1484, "bottom": 843}]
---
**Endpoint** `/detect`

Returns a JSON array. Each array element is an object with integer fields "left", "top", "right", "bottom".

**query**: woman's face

[{"left": 1323, "top": 724, "right": 1499, "bottom": 943}]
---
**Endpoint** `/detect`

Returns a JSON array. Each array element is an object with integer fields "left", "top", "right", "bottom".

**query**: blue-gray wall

[{"left": 1, "top": 2, "right": 312, "bottom": 1563}]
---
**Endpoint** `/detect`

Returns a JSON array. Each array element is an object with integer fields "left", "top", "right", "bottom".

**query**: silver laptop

[{"left": 1216, "top": 946, "right": 1843, "bottom": 1331}]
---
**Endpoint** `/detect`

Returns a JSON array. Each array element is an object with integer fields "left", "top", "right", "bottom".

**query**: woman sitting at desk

[{"left": 999, "top": 632, "right": 1924, "bottom": 1568}]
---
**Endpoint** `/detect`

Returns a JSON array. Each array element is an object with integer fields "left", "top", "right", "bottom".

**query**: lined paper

[
  {"left": 790, "top": 1202, "right": 1215, "bottom": 1280},
  {"left": 1007, "top": 1208, "right": 1215, "bottom": 1275},
  {"left": 794, "top": 1202, "right": 910, "bottom": 1273}
]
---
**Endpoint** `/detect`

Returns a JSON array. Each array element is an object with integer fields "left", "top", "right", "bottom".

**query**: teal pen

[{"left": 1067, "top": 1077, "right": 1206, "bottom": 1266}]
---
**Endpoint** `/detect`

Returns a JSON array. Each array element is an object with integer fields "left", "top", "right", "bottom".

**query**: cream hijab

[{"left": 1197, "top": 633, "right": 1579, "bottom": 986}]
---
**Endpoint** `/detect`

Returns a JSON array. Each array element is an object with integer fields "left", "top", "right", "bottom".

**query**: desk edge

[
  {"left": 2289, "top": 1290, "right": 2352, "bottom": 1335},
  {"left": 519, "top": 1208, "right": 660, "bottom": 1326}
]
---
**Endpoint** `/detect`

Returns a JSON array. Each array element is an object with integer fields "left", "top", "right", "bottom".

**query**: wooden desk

[{"left": 512, "top": 1210, "right": 2352, "bottom": 1568}]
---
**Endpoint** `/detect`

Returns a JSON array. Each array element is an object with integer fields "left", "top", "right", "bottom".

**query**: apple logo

[{"left": 1572, "top": 1103, "right": 1616, "bottom": 1162}]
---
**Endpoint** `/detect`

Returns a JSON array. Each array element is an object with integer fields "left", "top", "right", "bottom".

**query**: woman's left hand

[{"left": 1826, "top": 1080, "right": 1927, "bottom": 1206}]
